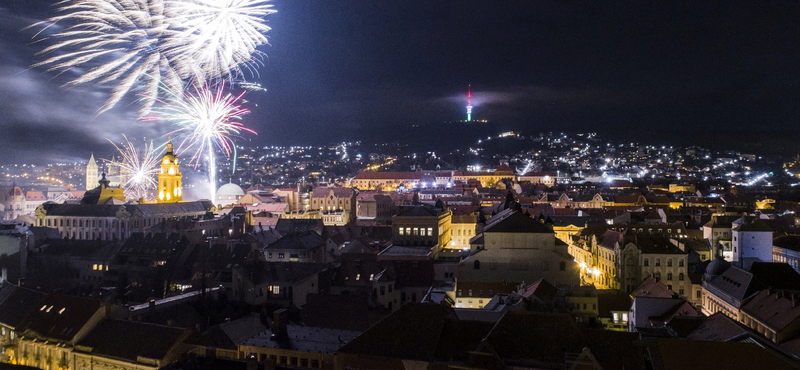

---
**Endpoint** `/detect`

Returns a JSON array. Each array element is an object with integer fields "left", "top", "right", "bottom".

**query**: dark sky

[{"left": 1, "top": 1, "right": 800, "bottom": 163}]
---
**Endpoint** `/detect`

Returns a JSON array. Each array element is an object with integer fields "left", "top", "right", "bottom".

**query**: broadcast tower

[{"left": 466, "top": 85, "right": 473, "bottom": 122}]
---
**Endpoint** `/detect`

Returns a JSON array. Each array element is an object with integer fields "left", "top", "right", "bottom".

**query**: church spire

[{"left": 166, "top": 137, "right": 174, "bottom": 154}]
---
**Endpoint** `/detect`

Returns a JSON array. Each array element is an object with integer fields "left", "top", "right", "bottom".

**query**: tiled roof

[
  {"left": 649, "top": 338, "right": 797, "bottom": 370},
  {"left": 77, "top": 319, "right": 189, "bottom": 362},
  {"left": 336, "top": 303, "right": 451, "bottom": 361},
  {"left": 265, "top": 231, "right": 326, "bottom": 251},
  {"left": 0, "top": 285, "right": 47, "bottom": 329},
  {"left": 749, "top": 262, "right": 800, "bottom": 290},
  {"left": 704, "top": 266, "right": 759, "bottom": 304},
  {"left": 302, "top": 294, "right": 374, "bottom": 332},
  {"left": 21, "top": 293, "right": 102, "bottom": 342},
  {"left": 483, "top": 210, "right": 553, "bottom": 234},
  {"left": 742, "top": 290, "right": 800, "bottom": 332},
  {"left": 735, "top": 219, "right": 773, "bottom": 232},
  {"left": 311, "top": 187, "right": 355, "bottom": 198},
  {"left": 686, "top": 312, "right": 750, "bottom": 341},
  {"left": 354, "top": 171, "right": 424, "bottom": 180},
  {"left": 483, "top": 312, "right": 588, "bottom": 366},
  {"left": 774, "top": 235, "right": 800, "bottom": 252},
  {"left": 235, "top": 261, "right": 326, "bottom": 285},
  {"left": 40, "top": 201, "right": 210, "bottom": 218},
  {"left": 624, "top": 235, "right": 686, "bottom": 255}
]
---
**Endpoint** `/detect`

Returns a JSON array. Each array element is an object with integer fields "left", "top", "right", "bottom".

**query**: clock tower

[{"left": 158, "top": 138, "right": 183, "bottom": 203}]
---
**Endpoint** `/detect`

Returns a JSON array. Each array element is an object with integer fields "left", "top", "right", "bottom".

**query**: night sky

[{"left": 1, "top": 1, "right": 800, "bottom": 163}]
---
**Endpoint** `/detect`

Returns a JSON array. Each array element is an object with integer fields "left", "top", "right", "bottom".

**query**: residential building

[
  {"left": 12, "top": 294, "right": 110, "bottom": 369},
  {"left": 732, "top": 219, "right": 773, "bottom": 266},
  {"left": 262, "top": 231, "right": 326, "bottom": 264},
  {"left": 379, "top": 201, "right": 452, "bottom": 260},
  {"left": 231, "top": 261, "right": 325, "bottom": 307},
  {"left": 72, "top": 319, "right": 190, "bottom": 370},
  {"left": 455, "top": 209, "right": 580, "bottom": 308}
]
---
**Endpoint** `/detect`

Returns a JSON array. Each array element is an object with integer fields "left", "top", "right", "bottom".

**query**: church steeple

[
  {"left": 158, "top": 137, "right": 182, "bottom": 203},
  {"left": 86, "top": 152, "right": 98, "bottom": 191}
]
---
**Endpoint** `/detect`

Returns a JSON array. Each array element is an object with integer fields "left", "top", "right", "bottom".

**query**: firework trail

[
  {"left": 147, "top": 82, "right": 255, "bottom": 201},
  {"left": 29, "top": 0, "right": 274, "bottom": 116},
  {"left": 107, "top": 135, "right": 162, "bottom": 201}
]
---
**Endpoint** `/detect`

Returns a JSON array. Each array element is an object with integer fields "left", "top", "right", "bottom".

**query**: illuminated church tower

[
  {"left": 466, "top": 85, "right": 473, "bottom": 122},
  {"left": 158, "top": 138, "right": 183, "bottom": 203},
  {"left": 86, "top": 153, "right": 98, "bottom": 191}
]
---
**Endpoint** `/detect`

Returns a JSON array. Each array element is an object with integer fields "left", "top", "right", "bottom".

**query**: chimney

[{"left": 271, "top": 309, "right": 288, "bottom": 339}]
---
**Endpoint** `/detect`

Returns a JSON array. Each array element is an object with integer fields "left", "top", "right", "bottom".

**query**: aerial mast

[{"left": 466, "top": 85, "right": 473, "bottom": 122}]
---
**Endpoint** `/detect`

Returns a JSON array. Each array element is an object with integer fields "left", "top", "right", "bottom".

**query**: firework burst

[
  {"left": 29, "top": 0, "right": 275, "bottom": 116},
  {"left": 107, "top": 135, "right": 162, "bottom": 201},
  {"left": 147, "top": 82, "right": 255, "bottom": 200},
  {"left": 167, "top": 0, "right": 276, "bottom": 80}
]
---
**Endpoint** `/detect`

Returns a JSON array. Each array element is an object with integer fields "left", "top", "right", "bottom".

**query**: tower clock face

[{"left": 163, "top": 159, "right": 169, "bottom": 165}]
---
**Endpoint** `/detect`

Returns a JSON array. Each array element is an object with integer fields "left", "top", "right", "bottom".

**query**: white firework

[
  {"left": 29, "top": 0, "right": 275, "bottom": 116},
  {"left": 166, "top": 0, "right": 276, "bottom": 80},
  {"left": 30, "top": 0, "right": 184, "bottom": 116},
  {"left": 108, "top": 136, "right": 162, "bottom": 201}
]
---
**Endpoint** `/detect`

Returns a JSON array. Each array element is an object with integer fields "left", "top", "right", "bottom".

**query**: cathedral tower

[
  {"left": 158, "top": 138, "right": 183, "bottom": 203},
  {"left": 86, "top": 153, "right": 98, "bottom": 191}
]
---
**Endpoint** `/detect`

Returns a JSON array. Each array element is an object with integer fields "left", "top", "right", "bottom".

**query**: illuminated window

[{"left": 427, "top": 227, "right": 433, "bottom": 236}]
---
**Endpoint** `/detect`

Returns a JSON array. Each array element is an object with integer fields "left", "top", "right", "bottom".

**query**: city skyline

[{"left": 2, "top": 1, "right": 800, "bottom": 162}]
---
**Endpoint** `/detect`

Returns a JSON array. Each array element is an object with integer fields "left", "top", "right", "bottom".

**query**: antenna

[{"left": 466, "top": 85, "right": 473, "bottom": 122}]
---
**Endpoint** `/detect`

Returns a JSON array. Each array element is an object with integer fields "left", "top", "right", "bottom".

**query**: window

[
  {"left": 679, "top": 273, "right": 684, "bottom": 281},
  {"left": 667, "top": 273, "right": 672, "bottom": 280},
  {"left": 427, "top": 227, "right": 433, "bottom": 236},
  {"left": 667, "top": 259, "right": 672, "bottom": 267},
  {"left": 655, "top": 258, "right": 661, "bottom": 267},
  {"left": 278, "top": 253, "right": 284, "bottom": 259},
  {"left": 399, "top": 228, "right": 405, "bottom": 235},
  {"left": 679, "top": 288, "right": 685, "bottom": 295},
  {"left": 644, "top": 258, "right": 649, "bottom": 267},
  {"left": 679, "top": 259, "right": 684, "bottom": 267},
  {"left": 388, "top": 284, "right": 393, "bottom": 292},
  {"left": 668, "top": 284, "right": 673, "bottom": 290},
  {"left": 457, "top": 289, "right": 462, "bottom": 297},
  {"left": 380, "top": 286, "right": 385, "bottom": 295},
  {"left": 413, "top": 228, "right": 419, "bottom": 236},
  {"left": 474, "top": 260, "right": 480, "bottom": 270},
  {"left": 356, "top": 274, "right": 360, "bottom": 280},
  {"left": 268, "top": 252, "right": 272, "bottom": 258},
  {"left": 697, "top": 290, "right": 701, "bottom": 298},
  {"left": 469, "top": 289, "right": 473, "bottom": 297},
  {"left": 271, "top": 286, "right": 280, "bottom": 294}
]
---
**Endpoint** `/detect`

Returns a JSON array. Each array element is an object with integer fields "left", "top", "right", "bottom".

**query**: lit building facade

[{"left": 157, "top": 140, "right": 182, "bottom": 203}]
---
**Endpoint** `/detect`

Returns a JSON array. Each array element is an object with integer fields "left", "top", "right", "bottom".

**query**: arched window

[{"left": 473, "top": 260, "right": 481, "bottom": 270}]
